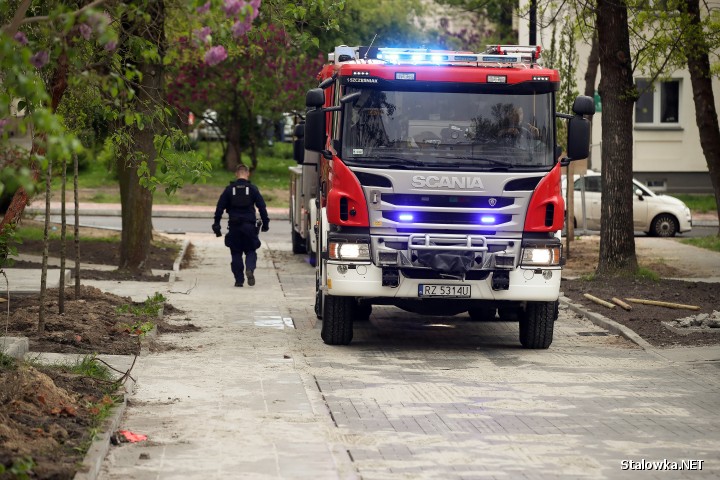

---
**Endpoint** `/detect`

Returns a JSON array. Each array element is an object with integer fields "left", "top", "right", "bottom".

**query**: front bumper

[{"left": 325, "top": 262, "right": 561, "bottom": 302}]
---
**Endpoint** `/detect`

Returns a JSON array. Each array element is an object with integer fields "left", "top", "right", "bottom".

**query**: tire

[
  {"left": 321, "top": 295, "right": 354, "bottom": 345},
  {"left": 314, "top": 276, "right": 323, "bottom": 320},
  {"left": 519, "top": 301, "right": 557, "bottom": 349},
  {"left": 292, "top": 229, "right": 306, "bottom": 254},
  {"left": 353, "top": 301, "right": 372, "bottom": 322},
  {"left": 650, "top": 213, "right": 678, "bottom": 237},
  {"left": 468, "top": 306, "right": 496, "bottom": 321}
]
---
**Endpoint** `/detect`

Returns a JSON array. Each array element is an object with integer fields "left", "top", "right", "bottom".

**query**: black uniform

[{"left": 213, "top": 178, "right": 269, "bottom": 286}]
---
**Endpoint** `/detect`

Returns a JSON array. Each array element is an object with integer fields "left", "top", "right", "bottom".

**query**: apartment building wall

[{"left": 518, "top": 2, "right": 715, "bottom": 193}]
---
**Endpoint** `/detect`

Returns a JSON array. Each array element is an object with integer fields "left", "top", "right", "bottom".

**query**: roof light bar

[{"left": 332, "top": 45, "right": 543, "bottom": 66}]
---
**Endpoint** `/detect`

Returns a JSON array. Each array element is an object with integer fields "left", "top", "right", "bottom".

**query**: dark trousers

[
  {"left": 225, "top": 222, "right": 260, "bottom": 284},
  {"left": 230, "top": 248, "right": 257, "bottom": 284}
]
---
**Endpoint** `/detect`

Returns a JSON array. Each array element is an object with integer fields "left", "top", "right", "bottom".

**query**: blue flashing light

[
  {"left": 480, "top": 215, "right": 496, "bottom": 224},
  {"left": 398, "top": 213, "right": 414, "bottom": 222}
]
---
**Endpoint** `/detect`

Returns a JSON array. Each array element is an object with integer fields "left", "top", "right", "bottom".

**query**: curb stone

[
  {"left": 0, "top": 336, "right": 29, "bottom": 359},
  {"left": 559, "top": 295, "right": 654, "bottom": 350},
  {"left": 73, "top": 376, "right": 136, "bottom": 480},
  {"left": 75, "top": 240, "right": 176, "bottom": 478}
]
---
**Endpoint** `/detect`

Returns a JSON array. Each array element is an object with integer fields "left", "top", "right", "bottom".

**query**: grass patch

[
  {"left": 681, "top": 236, "right": 720, "bottom": 252},
  {"left": 116, "top": 292, "right": 166, "bottom": 318},
  {"left": 48, "top": 354, "right": 114, "bottom": 382},
  {"left": 635, "top": 267, "right": 660, "bottom": 281},
  {"left": 674, "top": 194, "right": 716, "bottom": 213},
  {"left": 54, "top": 142, "right": 295, "bottom": 208},
  {"left": 0, "top": 456, "right": 35, "bottom": 479},
  {"left": 14, "top": 225, "right": 120, "bottom": 243},
  {"left": 0, "top": 351, "right": 17, "bottom": 370}
]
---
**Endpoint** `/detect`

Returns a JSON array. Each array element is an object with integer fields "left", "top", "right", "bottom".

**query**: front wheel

[
  {"left": 518, "top": 301, "right": 557, "bottom": 349},
  {"left": 650, "top": 213, "right": 678, "bottom": 237},
  {"left": 321, "top": 295, "right": 354, "bottom": 345}
]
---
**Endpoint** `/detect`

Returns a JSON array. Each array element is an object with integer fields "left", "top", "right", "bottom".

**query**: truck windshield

[{"left": 341, "top": 88, "right": 555, "bottom": 170}]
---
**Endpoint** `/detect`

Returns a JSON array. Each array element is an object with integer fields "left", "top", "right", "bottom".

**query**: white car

[{"left": 563, "top": 171, "right": 692, "bottom": 237}]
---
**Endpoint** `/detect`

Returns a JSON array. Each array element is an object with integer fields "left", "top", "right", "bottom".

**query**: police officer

[{"left": 212, "top": 164, "right": 269, "bottom": 287}]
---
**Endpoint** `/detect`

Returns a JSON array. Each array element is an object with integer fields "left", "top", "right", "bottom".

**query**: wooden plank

[
  {"left": 625, "top": 298, "right": 700, "bottom": 311},
  {"left": 611, "top": 297, "right": 632, "bottom": 311},
  {"left": 583, "top": 293, "right": 615, "bottom": 309}
]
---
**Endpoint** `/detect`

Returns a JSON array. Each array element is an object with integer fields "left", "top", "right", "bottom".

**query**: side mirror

[
  {"left": 318, "top": 77, "right": 335, "bottom": 89},
  {"left": 572, "top": 95, "right": 595, "bottom": 116},
  {"left": 635, "top": 188, "right": 644, "bottom": 199},
  {"left": 340, "top": 92, "right": 361, "bottom": 104},
  {"left": 293, "top": 123, "right": 305, "bottom": 164},
  {"left": 306, "top": 88, "right": 325, "bottom": 108},
  {"left": 304, "top": 109, "right": 326, "bottom": 152},
  {"left": 566, "top": 115, "right": 590, "bottom": 160}
]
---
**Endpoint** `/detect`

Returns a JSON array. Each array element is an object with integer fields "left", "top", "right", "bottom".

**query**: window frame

[{"left": 634, "top": 78, "right": 682, "bottom": 129}]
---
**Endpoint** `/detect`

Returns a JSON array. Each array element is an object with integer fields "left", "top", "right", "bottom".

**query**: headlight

[
  {"left": 521, "top": 246, "right": 562, "bottom": 266},
  {"left": 328, "top": 242, "right": 370, "bottom": 261}
]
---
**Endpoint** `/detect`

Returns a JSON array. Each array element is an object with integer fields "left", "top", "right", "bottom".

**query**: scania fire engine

[{"left": 291, "top": 45, "right": 594, "bottom": 348}]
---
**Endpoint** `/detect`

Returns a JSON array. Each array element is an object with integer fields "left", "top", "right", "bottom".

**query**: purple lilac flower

[
  {"left": 87, "top": 11, "right": 111, "bottom": 30},
  {"left": 30, "top": 51, "right": 49, "bottom": 69},
  {"left": 13, "top": 31, "right": 28, "bottom": 46},
  {"left": 196, "top": 1, "right": 211, "bottom": 14},
  {"left": 250, "top": 0, "right": 261, "bottom": 10},
  {"left": 104, "top": 40, "right": 117, "bottom": 52},
  {"left": 194, "top": 26, "right": 212, "bottom": 44},
  {"left": 79, "top": 23, "right": 93, "bottom": 40},
  {"left": 204, "top": 45, "right": 228, "bottom": 66},
  {"left": 223, "top": 0, "right": 245, "bottom": 17},
  {"left": 231, "top": 17, "right": 252, "bottom": 37}
]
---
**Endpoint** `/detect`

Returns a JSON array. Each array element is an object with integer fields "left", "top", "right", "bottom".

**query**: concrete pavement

[
  {"left": 90, "top": 233, "right": 719, "bottom": 479},
  {"left": 4, "top": 205, "right": 720, "bottom": 478},
  {"left": 95, "top": 234, "right": 353, "bottom": 479}
]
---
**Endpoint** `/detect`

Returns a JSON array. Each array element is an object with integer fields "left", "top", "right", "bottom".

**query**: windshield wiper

[{"left": 452, "top": 156, "right": 514, "bottom": 168}]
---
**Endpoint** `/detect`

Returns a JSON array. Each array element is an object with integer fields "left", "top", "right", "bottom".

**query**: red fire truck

[{"left": 293, "top": 45, "right": 593, "bottom": 348}]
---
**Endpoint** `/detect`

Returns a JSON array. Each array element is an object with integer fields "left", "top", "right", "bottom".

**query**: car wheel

[
  {"left": 651, "top": 213, "right": 678, "bottom": 237},
  {"left": 519, "top": 301, "right": 557, "bottom": 349},
  {"left": 321, "top": 295, "right": 354, "bottom": 345}
]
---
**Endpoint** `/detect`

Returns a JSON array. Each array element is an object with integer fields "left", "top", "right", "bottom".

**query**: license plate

[{"left": 418, "top": 284, "right": 471, "bottom": 298}]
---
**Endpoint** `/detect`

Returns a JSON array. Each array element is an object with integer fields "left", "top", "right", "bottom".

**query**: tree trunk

[
  {"left": 683, "top": 0, "right": 720, "bottom": 237},
  {"left": 595, "top": 0, "right": 638, "bottom": 277},
  {"left": 117, "top": 0, "right": 166, "bottom": 274},
  {"left": 59, "top": 157, "right": 66, "bottom": 313},
  {"left": 225, "top": 121, "right": 243, "bottom": 172},
  {"left": 74, "top": 154, "right": 80, "bottom": 298},
  {"left": 38, "top": 161, "right": 51, "bottom": 334}
]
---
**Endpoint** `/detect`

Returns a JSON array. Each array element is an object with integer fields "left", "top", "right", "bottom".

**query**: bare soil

[
  {"left": 561, "top": 236, "right": 720, "bottom": 347},
  {"left": 1, "top": 231, "right": 196, "bottom": 478},
  {"left": 10, "top": 220, "right": 181, "bottom": 281},
  {"left": 0, "top": 362, "right": 116, "bottom": 479}
]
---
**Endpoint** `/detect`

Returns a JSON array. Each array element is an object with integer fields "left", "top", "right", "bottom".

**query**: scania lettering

[
  {"left": 411, "top": 175, "right": 485, "bottom": 189},
  {"left": 290, "top": 45, "right": 594, "bottom": 348}
]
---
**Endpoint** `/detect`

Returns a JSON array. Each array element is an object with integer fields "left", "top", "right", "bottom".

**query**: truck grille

[
  {"left": 382, "top": 193, "right": 513, "bottom": 209},
  {"left": 383, "top": 211, "right": 513, "bottom": 225}
]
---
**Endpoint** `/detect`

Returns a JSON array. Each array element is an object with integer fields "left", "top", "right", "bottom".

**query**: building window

[{"left": 635, "top": 79, "right": 680, "bottom": 126}]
